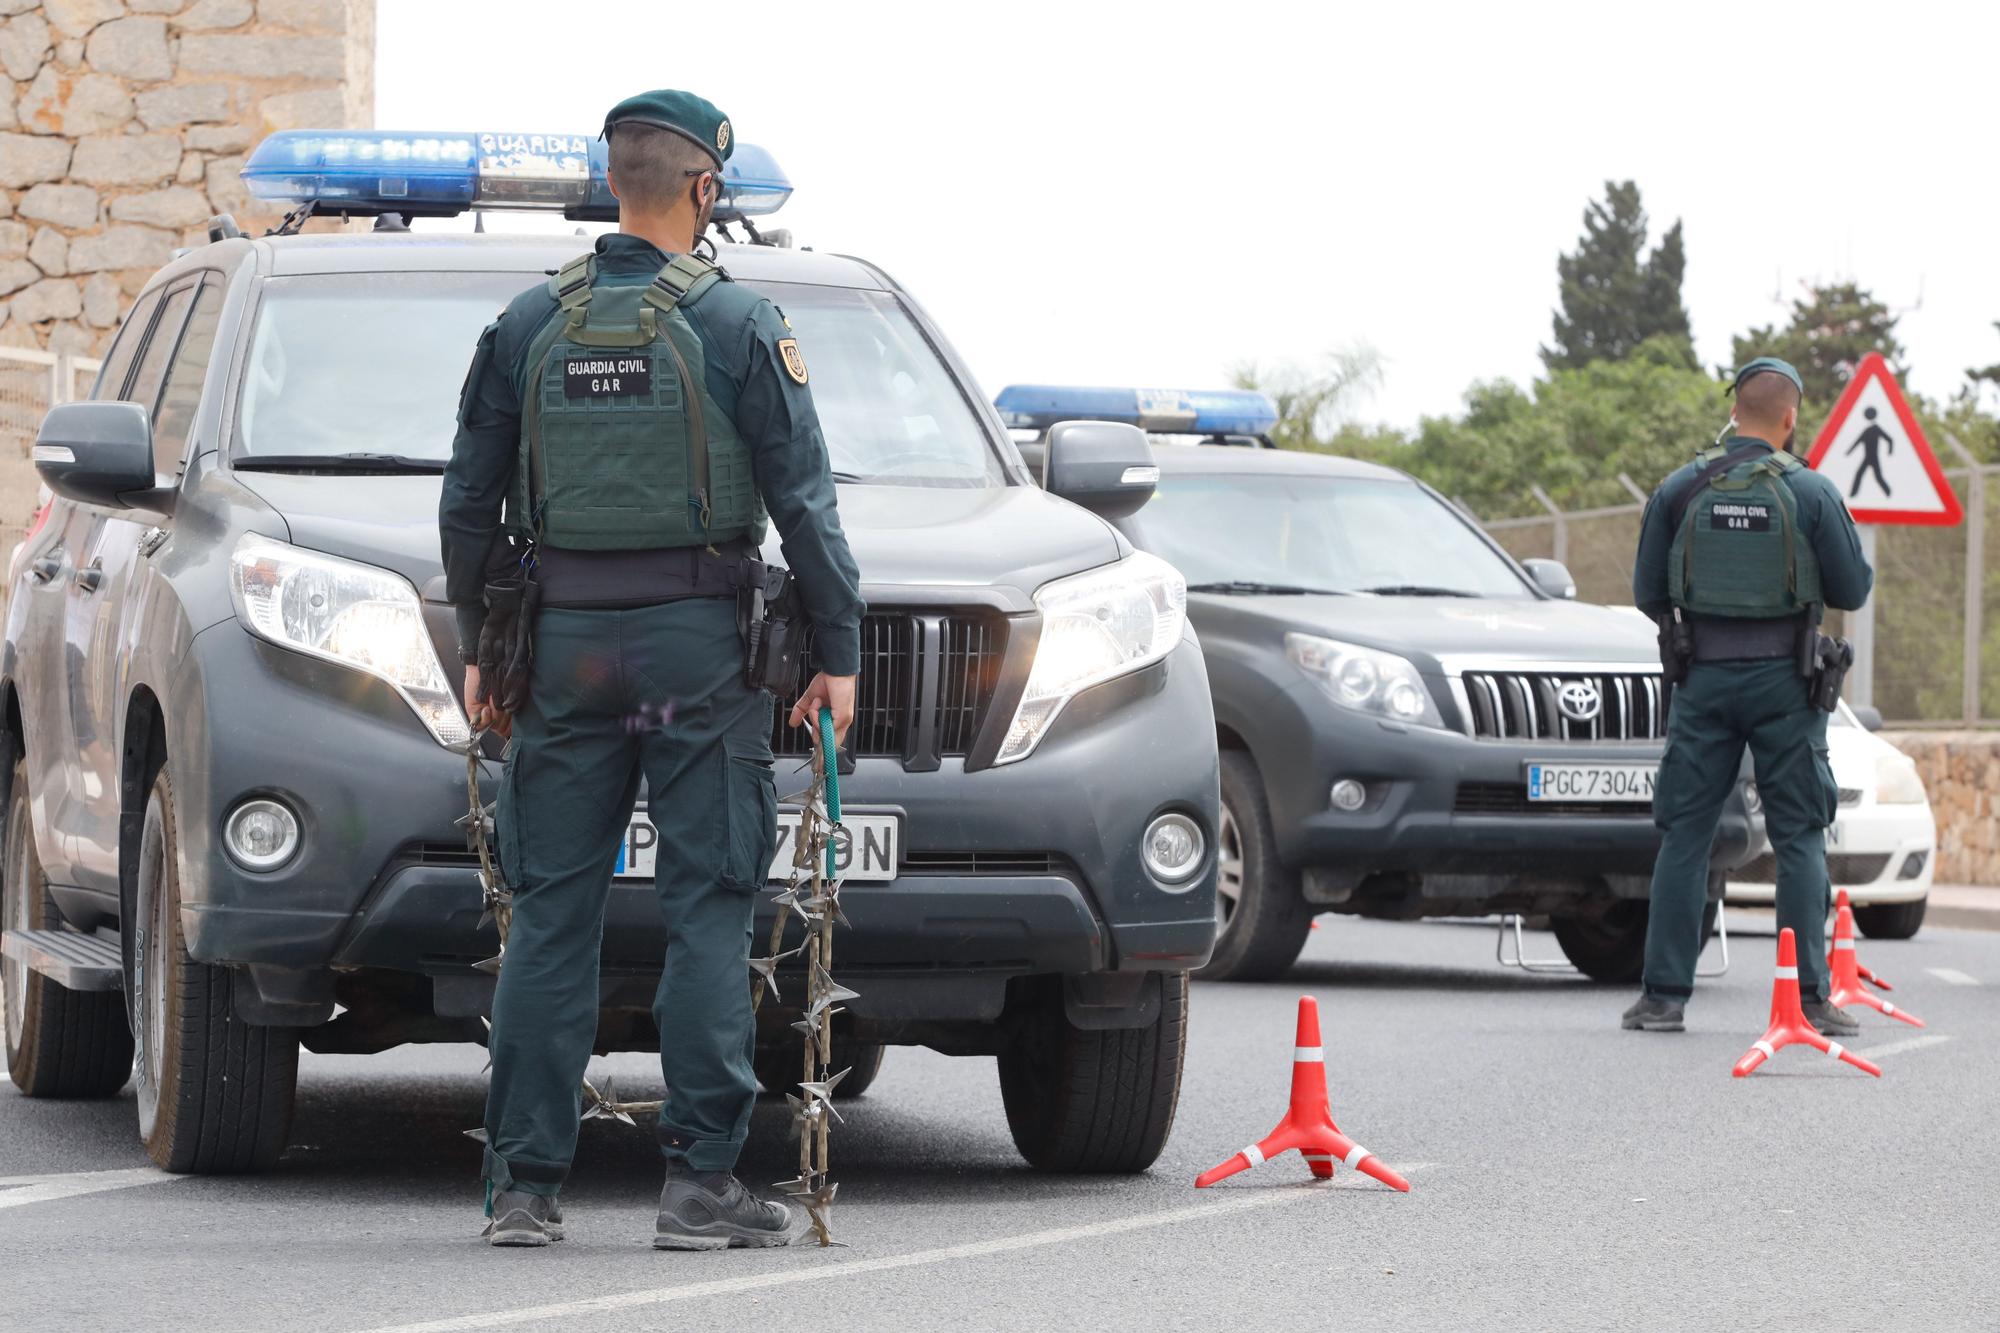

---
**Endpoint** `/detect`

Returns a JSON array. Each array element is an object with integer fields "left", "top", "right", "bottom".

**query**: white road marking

[
  {"left": 1859, "top": 1034, "right": 1953, "bottom": 1061},
  {"left": 0, "top": 1168, "right": 182, "bottom": 1210},
  {"left": 1927, "top": 968, "right": 1978, "bottom": 987},
  {"left": 365, "top": 1167, "right": 1432, "bottom": 1333}
]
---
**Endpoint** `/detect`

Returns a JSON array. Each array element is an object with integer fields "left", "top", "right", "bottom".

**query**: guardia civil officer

[
  {"left": 439, "top": 90, "right": 864, "bottom": 1247},
  {"left": 1623, "top": 357, "right": 1873, "bottom": 1034}
]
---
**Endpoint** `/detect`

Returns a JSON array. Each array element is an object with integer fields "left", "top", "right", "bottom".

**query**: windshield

[
  {"left": 234, "top": 270, "right": 1003, "bottom": 486},
  {"left": 1127, "top": 470, "right": 1532, "bottom": 597}
]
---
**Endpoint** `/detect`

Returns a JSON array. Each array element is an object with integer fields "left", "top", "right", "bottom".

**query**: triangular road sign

[{"left": 1804, "top": 351, "right": 1962, "bottom": 526}]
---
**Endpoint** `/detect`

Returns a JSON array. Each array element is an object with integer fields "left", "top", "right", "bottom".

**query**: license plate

[
  {"left": 1525, "top": 762, "right": 1657, "bottom": 803},
  {"left": 614, "top": 808, "right": 900, "bottom": 883}
]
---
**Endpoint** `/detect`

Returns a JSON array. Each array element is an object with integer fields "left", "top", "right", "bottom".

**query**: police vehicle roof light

[
  {"left": 993, "top": 385, "right": 1280, "bottom": 438},
  {"left": 240, "top": 130, "right": 792, "bottom": 223}
]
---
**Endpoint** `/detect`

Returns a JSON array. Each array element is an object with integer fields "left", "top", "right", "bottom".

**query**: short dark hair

[
  {"left": 606, "top": 122, "right": 715, "bottom": 213},
  {"left": 1735, "top": 369, "right": 1801, "bottom": 424}
]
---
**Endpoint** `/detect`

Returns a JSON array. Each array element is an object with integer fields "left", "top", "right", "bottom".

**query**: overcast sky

[{"left": 377, "top": 0, "right": 1999, "bottom": 431}]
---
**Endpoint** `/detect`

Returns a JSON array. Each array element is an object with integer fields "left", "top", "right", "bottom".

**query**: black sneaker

[
  {"left": 654, "top": 1162, "right": 808, "bottom": 1251},
  {"left": 1621, "top": 995, "right": 1685, "bottom": 1032},
  {"left": 1803, "top": 998, "right": 1861, "bottom": 1037},
  {"left": 483, "top": 1190, "right": 564, "bottom": 1246}
]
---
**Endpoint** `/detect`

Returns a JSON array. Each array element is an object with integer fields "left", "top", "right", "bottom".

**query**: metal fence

[
  {"left": 1468, "top": 450, "right": 2000, "bottom": 729},
  {"left": 0, "top": 345, "right": 102, "bottom": 554}
]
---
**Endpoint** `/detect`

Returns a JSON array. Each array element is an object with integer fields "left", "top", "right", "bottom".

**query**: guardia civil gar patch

[
  {"left": 563, "top": 354, "right": 650, "bottom": 398},
  {"left": 778, "top": 338, "right": 808, "bottom": 385},
  {"left": 1710, "top": 501, "right": 1772, "bottom": 532}
]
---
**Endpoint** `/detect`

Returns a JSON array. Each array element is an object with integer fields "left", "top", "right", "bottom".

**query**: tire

[
  {"left": 2, "top": 755, "right": 133, "bottom": 1098},
  {"left": 753, "top": 1031, "right": 886, "bottom": 1100},
  {"left": 1551, "top": 901, "right": 1649, "bottom": 984},
  {"left": 1855, "top": 896, "right": 1927, "bottom": 941},
  {"left": 1197, "top": 751, "right": 1313, "bottom": 982},
  {"left": 131, "top": 767, "right": 298, "bottom": 1173},
  {"left": 996, "top": 972, "right": 1187, "bottom": 1173}
]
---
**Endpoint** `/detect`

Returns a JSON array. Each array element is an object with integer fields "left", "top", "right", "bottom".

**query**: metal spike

[
  {"left": 463, "top": 1127, "right": 489, "bottom": 1143},
  {"left": 799, "top": 1068, "right": 850, "bottom": 1103},
  {"left": 471, "top": 952, "right": 504, "bottom": 977}
]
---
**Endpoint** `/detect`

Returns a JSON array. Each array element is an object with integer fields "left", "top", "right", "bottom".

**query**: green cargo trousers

[
  {"left": 480, "top": 597, "right": 778, "bottom": 1197},
  {"left": 1643, "top": 659, "right": 1840, "bottom": 1003}
]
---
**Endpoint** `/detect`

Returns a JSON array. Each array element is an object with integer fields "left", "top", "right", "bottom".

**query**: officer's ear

[{"left": 605, "top": 167, "right": 623, "bottom": 202}]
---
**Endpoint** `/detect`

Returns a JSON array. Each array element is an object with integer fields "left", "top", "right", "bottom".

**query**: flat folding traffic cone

[
  {"left": 1732, "top": 928, "right": 1881, "bottom": 1078},
  {"left": 1194, "top": 995, "right": 1409, "bottom": 1191},
  {"left": 1827, "top": 904, "right": 1924, "bottom": 1027},
  {"left": 1830, "top": 890, "right": 1892, "bottom": 991}
]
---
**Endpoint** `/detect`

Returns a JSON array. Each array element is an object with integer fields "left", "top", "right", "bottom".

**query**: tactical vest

[
  {"left": 512, "top": 253, "right": 764, "bottom": 551},
  {"left": 1667, "top": 445, "right": 1822, "bottom": 618}
]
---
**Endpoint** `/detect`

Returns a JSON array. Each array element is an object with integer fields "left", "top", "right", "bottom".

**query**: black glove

[
  {"left": 476, "top": 577, "right": 526, "bottom": 711},
  {"left": 497, "top": 578, "right": 540, "bottom": 714}
]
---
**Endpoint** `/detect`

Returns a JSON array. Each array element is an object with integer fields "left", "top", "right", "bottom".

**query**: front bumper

[
  {"left": 1251, "top": 675, "right": 1758, "bottom": 892},
  {"left": 174, "top": 620, "right": 1218, "bottom": 994},
  {"left": 1727, "top": 801, "right": 1936, "bottom": 906}
]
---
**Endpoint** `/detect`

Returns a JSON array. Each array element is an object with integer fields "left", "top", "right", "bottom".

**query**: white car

[{"left": 1727, "top": 701, "right": 1936, "bottom": 938}]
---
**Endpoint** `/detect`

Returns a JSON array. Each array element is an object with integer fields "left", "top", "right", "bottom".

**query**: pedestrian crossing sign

[{"left": 1804, "top": 352, "right": 1963, "bottom": 526}]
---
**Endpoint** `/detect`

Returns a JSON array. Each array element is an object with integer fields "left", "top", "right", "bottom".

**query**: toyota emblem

[{"left": 1556, "top": 680, "right": 1603, "bottom": 723}]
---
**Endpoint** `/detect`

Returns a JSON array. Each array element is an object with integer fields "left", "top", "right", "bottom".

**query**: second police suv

[{"left": 0, "top": 132, "right": 1216, "bottom": 1174}]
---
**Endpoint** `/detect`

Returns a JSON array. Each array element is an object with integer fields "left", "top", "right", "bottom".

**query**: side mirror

[
  {"left": 34, "top": 402, "right": 156, "bottom": 509},
  {"left": 1043, "top": 420, "right": 1157, "bottom": 519},
  {"left": 1522, "top": 557, "right": 1577, "bottom": 600},
  {"left": 1852, "top": 704, "right": 1884, "bottom": 732}
]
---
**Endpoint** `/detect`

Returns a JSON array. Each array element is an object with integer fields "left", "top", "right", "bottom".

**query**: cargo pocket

[
  {"left": 719, "top": 740, "right": 777, "bottom": 893},
  {"left": 494, "top": 742, "right": 525, "bottom": 889},
  {"left": 1650, "top": 744, "right": 1696, "bottom": 832},
  {"left": 1810, "top": 745, "right": 1839, "bottom": 830}
]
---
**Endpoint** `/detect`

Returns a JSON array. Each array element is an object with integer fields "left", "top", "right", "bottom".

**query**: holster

[
  {"left": 1656, "top": 609, "right": 1694, "bottom": 688},
  {"left": 476, "top": 572, "right": 540, "bottom": 716},
  {"left": 737, "top": 559, "right": 803, "bottom": 699},
  {"left": 1807, "top": 634, "right": 1854, "bottom": 713}
]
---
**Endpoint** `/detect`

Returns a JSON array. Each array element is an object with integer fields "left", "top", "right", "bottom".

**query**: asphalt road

[{"left": 3, "top": 913, "right": 1993, "bottom": 1332}]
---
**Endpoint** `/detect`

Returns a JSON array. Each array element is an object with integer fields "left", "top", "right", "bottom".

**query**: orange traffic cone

[
  {"left": 1733, "top": 928, "right": 1882, "bottom": 1078},
  {"left": 1194, "top": 995, "right": 1410, "bottom": 1191},
  {"left": 1827, "top": 904, "right": 1924, "bottom": 1027},
  {"left": 1830, "top": 890, "right": 1892, "bottom": 992}
]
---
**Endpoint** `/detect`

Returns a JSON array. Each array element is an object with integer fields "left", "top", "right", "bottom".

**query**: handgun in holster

[
  {"left": 1797, "top": 604, "right": 1853, "bottom": 714},
  {"left": 738, "top": 559, "right": 803, "bottom": 699},
  {"left": 1657, "top": 608, "right": 1694, "bottom": 688}
]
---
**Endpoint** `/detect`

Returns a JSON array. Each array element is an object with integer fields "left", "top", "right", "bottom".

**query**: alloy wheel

[{"left": 1215, "top": 802, "right": 1244, "bottom": 928}]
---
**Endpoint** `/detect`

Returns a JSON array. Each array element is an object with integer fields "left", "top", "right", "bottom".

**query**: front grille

[
  {"left": 1732, "top": 852, "right": 1893, "bottom": 885},
  {"left": 1458, "top": 670, "right": 1666, "bottom": 741},
  {"left": 1453, "top": 782, "right": 1649, "bottom": 816},
  {"left": 772, "top": 611, "right": 1005, "bottom": 763},
  {"left": 900, "top": 850, "right": 1056, "bottom": 875},
  {"left": 1837, "top": 787, "right": 1865, "bottom": 807}
]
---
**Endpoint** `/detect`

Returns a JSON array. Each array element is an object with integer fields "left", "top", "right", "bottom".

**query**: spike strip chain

[{"left": 464, "top": 716, "right": 856, "bottom": 1237}]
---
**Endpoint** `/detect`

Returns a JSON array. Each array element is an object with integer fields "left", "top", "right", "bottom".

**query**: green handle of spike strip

[{"left": 818, "top": 710, "right": 840, "bottom": 879}]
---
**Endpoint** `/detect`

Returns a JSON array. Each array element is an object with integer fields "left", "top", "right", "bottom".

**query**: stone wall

[
  {"left": 1880, "top": 731, "right": 2000, "bottom": 887},
  {"left": 0, "top": 0, "right": 374, "bottom": 359}
]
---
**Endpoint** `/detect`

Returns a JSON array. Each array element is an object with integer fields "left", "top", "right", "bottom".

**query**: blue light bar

[
  {"left": 241, "top": 130, "right": 792, "bottom": 223},
  {"left": 994, "top": 385, "right": 1280, "bottom": 437}
]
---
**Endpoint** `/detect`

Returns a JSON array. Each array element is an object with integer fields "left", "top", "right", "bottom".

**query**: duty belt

[{"left": 1688, "top": 614, "right": 1802, "bottom": 662}]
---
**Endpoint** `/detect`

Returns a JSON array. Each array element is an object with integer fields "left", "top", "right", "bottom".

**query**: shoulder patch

[{"left": 778, "top": 337, "right": 808, "bottom": 385}]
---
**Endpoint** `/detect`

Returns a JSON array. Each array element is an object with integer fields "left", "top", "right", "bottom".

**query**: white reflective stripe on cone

[
  {"left": 1342, "top": 1145, "right": 1369, "bottom": 1170},
  {"left": 1834, "top": 939, "right": 1856, "bottom": 951},
  {"left": 1754, "top": 1040, "right": 1776, "bottom": 1060},
  {"left": 1240, "top": 1144, "right": 1265, "bottom": 1167},
  {"left": 1293, "top": 1048, "right": 1325, "bottom": 1063},
  {"left": 1882, "top": 1001, "right": 1898, "bottom": 1015},
  {"left": 1775, "top": 966, "right": 1799, "bottom": 979},
  {"left": 1825, "top": 1041, "right": 1845, "bottom": 1061}
]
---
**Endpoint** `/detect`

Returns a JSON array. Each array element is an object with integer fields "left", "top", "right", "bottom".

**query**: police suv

[
  {"left": 1006, "top": 388, "right": 1757, "bottom": 981},
  {"left": 0, "top": 133, "right": 1217, "bottom": 1174}
]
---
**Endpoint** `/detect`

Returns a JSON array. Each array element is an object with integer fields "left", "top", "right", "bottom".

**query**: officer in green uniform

[
  {"left": 439, "top": 89, "right": 864, "bottom": 1248},
  {"left": 1623, "top": 357, "right": 1873, "bottom": 1034}
]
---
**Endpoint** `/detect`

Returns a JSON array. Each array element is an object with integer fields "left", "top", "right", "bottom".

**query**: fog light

[
  {"left": 224, "top": 798, "right": 300, "bottom": 871},
  {"left": 1898, "top": 850, "right": 1928, "bottom": 881},
  {"left": 1330, "top": 779, "right": 1368, "bottom": 812},
  {"left": 1142, "top": 813, "right": 1203, "bottom": 888},
  {"left": 1742, "top": 781, "right": 1762, "bottom": 815}
]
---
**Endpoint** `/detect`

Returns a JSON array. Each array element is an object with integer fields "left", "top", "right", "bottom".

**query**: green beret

[
  {"left": 601, "top": 88, "right": 733, "bottom": 165},
  {"left": 1730, "top": 356, "right": 1803, "bottom": 397}
]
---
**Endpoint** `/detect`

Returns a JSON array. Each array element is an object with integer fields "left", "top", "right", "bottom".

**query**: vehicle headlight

[
  {"left": 996, "top": 550, "right": 1186, "bottom": 765},
  {"left": 1874, "top": 754, "right": 1926, "bottom": 805},
  {"left": 229, "top": 534, "right": 469, "bottom": 748},
  {"left": 1285, "top": 632, "right": 1443, "bottom": 728}
]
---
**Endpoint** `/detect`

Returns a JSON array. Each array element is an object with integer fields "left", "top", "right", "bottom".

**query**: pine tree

[
  {"left": 1730, "top": 282, "right": 1905, "bottom": 437},
  {"left": 1542, "top": 182, "right": 1695, "bottom": 372}
]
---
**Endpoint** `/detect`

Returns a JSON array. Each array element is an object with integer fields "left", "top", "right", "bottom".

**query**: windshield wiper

[
  {"left": 233, "top": 452, "right": 446, "bottom": 474},
  {"left": 1359, "top": 584, "right": 1478, "bottom": 597},
  {"left": 1188, "top": 581, "right": 1350, "bottom": 596}
]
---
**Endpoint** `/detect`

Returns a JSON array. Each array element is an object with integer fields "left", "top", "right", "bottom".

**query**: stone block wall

[
  {"left": 0, "top": 0, "right": 374, "bottom": 359},
  {"left": 1880, "top": 731, "right": 2000, "bottom": 887}
]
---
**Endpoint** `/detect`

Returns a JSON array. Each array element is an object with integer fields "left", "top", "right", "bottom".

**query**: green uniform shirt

[
  {"left": 1632, "top": 435, "right": 1874, "bottom": 619},
  {"left": 440, "top": 232, "right": 864, "bottom": 676}
]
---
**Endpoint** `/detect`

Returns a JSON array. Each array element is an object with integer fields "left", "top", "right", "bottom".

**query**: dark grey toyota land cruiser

[{"left": 0, "top": 136, "right": 1216, "bottom": 1176}]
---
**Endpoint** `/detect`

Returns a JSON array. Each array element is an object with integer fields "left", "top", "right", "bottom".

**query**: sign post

[{"left": 1803, "top": 352, "right": 1963, "bottom": 712}]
